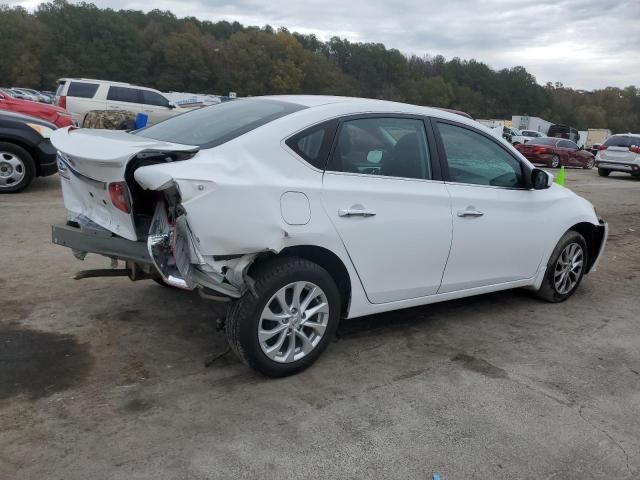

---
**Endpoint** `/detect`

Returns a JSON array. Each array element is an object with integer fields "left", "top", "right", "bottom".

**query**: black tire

[
  {"left": 550, "top": 155, "right": 561, "bottom": 168},
  {"left": 226, "top": 257, "right": 341, "bottom": 377},
  {"left": 0, "top": 142, "right": 36, "bottom": 193},
  {"left": 536, "top": 230, "right": 588, "bottom": 303},
  {"left": 583, "top": 158, "right": 595, "bottom": 170},
  {"left": 598, "top": 168, "right": 611, "bottom": 177}
]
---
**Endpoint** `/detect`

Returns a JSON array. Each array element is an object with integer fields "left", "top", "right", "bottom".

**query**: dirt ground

[{"left": 1, "top": 169, "right": 638, "bottom": 479}]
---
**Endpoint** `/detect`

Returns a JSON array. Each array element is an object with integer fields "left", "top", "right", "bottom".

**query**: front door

[
  {"left": 321, "top": 116, "right": 453, "bottom": 304},
  {"left": 434, "top": 120, "right": 550, "bottom": 293}
]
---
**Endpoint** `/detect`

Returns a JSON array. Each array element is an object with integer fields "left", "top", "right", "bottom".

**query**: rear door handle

[
  {"left": 338, "top": 207, "right": 376, "bottom": 217},
  {"left": 457, "top": 208, "right": 484, "bottom": 217}
]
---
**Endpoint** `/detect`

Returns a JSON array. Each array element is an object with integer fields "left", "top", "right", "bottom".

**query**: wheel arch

[
  {"left": 250, "top": 245, "right": 352, "bottom": 317},
  {"left": 569, "top": 221, "right": 605, "bottom": 273}
]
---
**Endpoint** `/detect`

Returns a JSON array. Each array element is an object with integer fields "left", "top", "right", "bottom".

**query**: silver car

[{"left": 595, "top": 134, "right": 640, "bottom": 178}]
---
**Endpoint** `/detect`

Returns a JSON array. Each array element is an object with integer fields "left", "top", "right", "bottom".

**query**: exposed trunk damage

[
  {"left": 51, "top": 127, "right": 262, "bottom": 299},
  {"left": 146, "top": 188, "right": 256, "bottom": 297}
]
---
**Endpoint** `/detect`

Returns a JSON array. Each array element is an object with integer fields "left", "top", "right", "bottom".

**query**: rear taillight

[
  {"left": 532, "top": 147, "right": 550, "bottom": 154},
  {"left": 58, "top": 95, "right": 66, "bottom": 109},
  {"left": 108, "top": 182, "right": 131, "bottom": 214},
  {"left": 629, "top": 145, "right": 640, "bottom": 154},
  {"left": 597, "top": 145, "right": 608, "bottom": 150}
]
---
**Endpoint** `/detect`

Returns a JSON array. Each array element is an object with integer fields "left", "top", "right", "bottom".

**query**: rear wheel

[
  {"left": 226, "top": 257, "right": 340, "bottom": 377},
  {"left": 550, "top": 155, "right": 561, "bottom": 168},
  {"left": 536, "top": 231, "right": 587, "bottom": 303},
  {"left": 0, "top": 142, "right": 36, "bottom": 193},
  {"left": 598, "top": 168, "right": 611, "bottom": 177}
]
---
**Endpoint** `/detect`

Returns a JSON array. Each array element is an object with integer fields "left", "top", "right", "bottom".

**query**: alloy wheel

[
  {"left": 0, "top": 151, "right": 26, "bottom": 188},
  {"left": 553, "top": 242, "right": 584, "bottom": 294},
  {"left": 258, "top": 281, "right": 329, "bottom": 363}
]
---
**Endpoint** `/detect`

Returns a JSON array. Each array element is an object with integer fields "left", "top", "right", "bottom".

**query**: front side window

[
  {"left": 107, "top": 86, "right": 141, "bottom": 103},
  {"left": 141, "top": 90, "right": 170, "bottom": 107},
  {"left": 327, "top": 117, "right": 432, "bottom": 180},
  {"left": 67, "top": 82, "right": 99, "bottom": 98},
  {"left": 136, "top": 99, "right": 306, "bottom": 148},
  {"left": 438, "top": 122, "right": 524, "bottom": 188}
]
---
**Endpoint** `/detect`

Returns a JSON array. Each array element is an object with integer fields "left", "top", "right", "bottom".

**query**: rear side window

[
  {"left": 141, "top": 90, "right": 170, "bottom": 107},
  {"left": 285, "top": 120, "right": 337, "bottom": 169},
  {"left": 603, "top": 135, "right": 640, "bottom": 147},
  {"left": 67, "top": 82, "right": 99, "bottom": 98},
  {"left": 528, "top": 138, "right": 557, "bottom": 146},
  {"left": 107, "top": 86, "right": 141, "bottom": 103},
  {"left": 136, "top": 99, "right": 306, "bottom": 148}
]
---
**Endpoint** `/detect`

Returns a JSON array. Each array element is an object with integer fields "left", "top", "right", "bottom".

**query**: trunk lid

[{"left": 51, "top": 127, "right": 198, "bottom": 241}]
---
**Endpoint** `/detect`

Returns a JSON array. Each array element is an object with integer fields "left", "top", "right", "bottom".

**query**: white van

[{"left": 54, "top": 78, "right": 184, "bottom": 126}]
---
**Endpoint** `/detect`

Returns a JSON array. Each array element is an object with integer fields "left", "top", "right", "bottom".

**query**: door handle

[
  {"left": 457, "top": 207, "right": 484, "bottom": 217},
  {"left": 338, "top": 207, "right": 376, "bottom": 217}
]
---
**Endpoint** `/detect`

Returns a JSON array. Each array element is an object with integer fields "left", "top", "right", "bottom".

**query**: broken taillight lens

[{"left": 108, "top": 182, "right": 131, "bottom": 214}]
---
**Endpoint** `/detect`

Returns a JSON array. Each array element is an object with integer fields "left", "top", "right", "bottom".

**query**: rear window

[
  {"left": 136, "top": 99, "right": 307, "bottom": 148},
  {"left": 527, "top": 138, "right": 557, "bottom": 146},
  {"left": 67, "top": 82, "right": 99, "bottom": 98},
  {"left": 603, "top": 135, "right": 640, "bottom": 147}
]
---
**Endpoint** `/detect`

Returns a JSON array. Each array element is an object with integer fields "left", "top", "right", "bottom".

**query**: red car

[
  {"left": 0, "top": 89, "right": 75, "bottom": 128},
  {"left": 515, "top": 137, "right": 595, "bottom": 169}
]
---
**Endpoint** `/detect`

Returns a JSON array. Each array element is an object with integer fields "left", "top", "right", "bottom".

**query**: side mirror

[
  {"left": 532, "top": 168, "right": 553, "bottom": 190},
  {"left": 168, "top": 101, "right": 177, "bottom": 109}
]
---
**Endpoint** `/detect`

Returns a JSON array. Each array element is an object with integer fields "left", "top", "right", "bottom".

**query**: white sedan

[{"left": 51, "top": 96, "right": 607, "bottom": 377}]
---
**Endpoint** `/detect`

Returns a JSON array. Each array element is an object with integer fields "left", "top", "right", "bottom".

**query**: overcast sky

[{"left": 9, "top": 0, "right": 640, "bottom": 90}]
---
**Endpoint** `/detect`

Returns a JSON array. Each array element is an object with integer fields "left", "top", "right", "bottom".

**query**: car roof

[
  {"left": 57, "top": 78, "right": 162, "bottom": 92},
  {"left": 252, "top": 95, "right": 477, "bottom": 125}
]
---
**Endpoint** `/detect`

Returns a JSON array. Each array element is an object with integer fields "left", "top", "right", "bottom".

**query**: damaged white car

[{"left": 51, "top": 96, "right": 607, "bottom": 377}]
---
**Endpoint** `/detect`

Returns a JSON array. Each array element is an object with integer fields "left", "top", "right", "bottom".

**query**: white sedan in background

[{"left": 51, "top": 96, "right": 607, "bottom": 377}]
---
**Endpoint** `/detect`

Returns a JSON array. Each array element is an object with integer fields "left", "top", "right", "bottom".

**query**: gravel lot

[{"left": 1, "top": 169, "right": 638, "bottom": 479}]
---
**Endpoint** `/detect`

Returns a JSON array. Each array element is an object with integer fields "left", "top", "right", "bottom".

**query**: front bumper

[
  {"left": 595, "top": 160, "right": 640, "bottom": 174},
  {"left": 36, "top": 139, "right": 58, "bottom": 177}
]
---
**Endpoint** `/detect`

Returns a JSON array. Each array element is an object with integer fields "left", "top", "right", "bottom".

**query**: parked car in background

[
  {"left": 55, "top": 78, "right": 183, "bottom": 125},
  {"left": 13, "top": 87, "right": 52, "bottom": 104},
  {"left": 503, "top": 126, "right": 520, "bottom": 142},
  {"left": 5, "top": 88, "right": 31, "bottom": 100},
  {"left": 515, "top": 137, "right": 595, "bottom": 169},
  {"left": 510, "top": 129, "right": 547, "bottom": 145},
  {"left": 548, "top": 124, "right": 580, "bottom": 144},
  {"left": 9, "top": 88, "right": 39, "bottom": 102},
  {"left": 595, "top": 134, "right": 640, "bottom": 178},
  {"left": 0, "top": 89, "right": 75, "bottom": 127},
  {"left": 0, "top": 111, "right": 58, "bottom": 193},
  {"left": 51, "top": 95, "right": 607, "bottom": 377}
]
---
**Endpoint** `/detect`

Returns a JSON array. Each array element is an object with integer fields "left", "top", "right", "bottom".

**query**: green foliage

[{"left": 1, "top": 1, "right": 637, "bottom": 132}]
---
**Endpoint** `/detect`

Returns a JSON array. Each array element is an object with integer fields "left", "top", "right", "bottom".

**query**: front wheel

[
  {"left": 226, "top": 257, "right": 340, "bottom": 377},
  {"left": 536, "top": 231, "right": 587, "bottom": 303},
  {"left": 583, "top": 158, "right": 595, "bottom": 169},
  {"left": 0, "top": 142, "right": 36, "bottom": 193}
]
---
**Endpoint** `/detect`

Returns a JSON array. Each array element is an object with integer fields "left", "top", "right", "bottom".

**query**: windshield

[{"left": 136, "top": 99, "right": 307, "bottom": 148}]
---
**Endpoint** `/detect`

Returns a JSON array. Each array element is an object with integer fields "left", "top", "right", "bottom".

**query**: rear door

[
  {"left": 433, "top": 120, "right": 550, "bottom": 293},
  {"left": 321, "top": 115, "right": 453, "bottom": 304}
]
